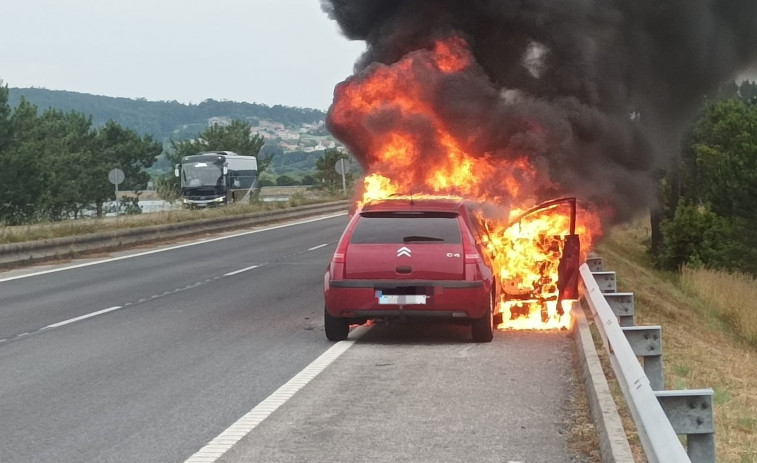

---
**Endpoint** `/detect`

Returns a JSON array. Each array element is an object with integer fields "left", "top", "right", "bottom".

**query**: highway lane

[
  {"left": 218, "top": 324, "right": 583, "bottom": 463},
  {"left": 0, "top": 214, "right": 348, "bottom": 342},
  {"left": 0, "top": 214, "right": 349, "bottom": 462},
  {"left": 0, "top": 213, "right": 593, "bottom": 462}
]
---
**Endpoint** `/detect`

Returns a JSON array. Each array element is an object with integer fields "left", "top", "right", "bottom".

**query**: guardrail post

[
  {"left": 604, "top": 292, "right": 635, "bottom": 326},
  {"left": 591, "top": 271, "right": 617, "bottom": 293},
  {"left": 622, "top": 326, "right": 664, "bottom": 390},
  {"left": 586, "top": 256, "right": 604, "bottom": 271},
  {"left": 655, "top": 390, "right": 715, "bottom": 463}
]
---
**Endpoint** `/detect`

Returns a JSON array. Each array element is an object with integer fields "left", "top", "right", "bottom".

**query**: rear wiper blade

[{"left": 402, "top": 235, "right": 445, "bottom": 242}]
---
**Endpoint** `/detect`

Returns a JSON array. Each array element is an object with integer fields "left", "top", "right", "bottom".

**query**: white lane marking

[
  {"left": 307, "top": 243, "right": 328, "bottom": 251},
  {"left": 224, "top": 265, "right": 259, "bottom": 277},
  {"left": 43, "top": 306, "right": 123, "bottom": 329},
  {"left": 0, "top": 212, "right": 347, "bottom": 283},
  {"left": 184, "top": 325, "right": 370, "bottom": 463}
]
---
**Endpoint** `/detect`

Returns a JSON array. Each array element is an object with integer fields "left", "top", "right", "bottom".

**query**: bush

[
  {"left": 656, "top": 201, "right": 733, "bottom": 271},
  {"left": 120, "top": 196, "right": 142, "bottom": 215},
  {"left": 258, "top": 177, "right": 275, "bottom": 187},
  {"left": 155, "top": 174, "right": 180, "bottom": 203},
  {"left": 276, "top": 174, "right": 299, "bottom": 186}
]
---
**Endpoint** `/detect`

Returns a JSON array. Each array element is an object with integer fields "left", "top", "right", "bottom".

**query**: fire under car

[{"left": 323, "top": 196, "right": 499, "bottom": 342}]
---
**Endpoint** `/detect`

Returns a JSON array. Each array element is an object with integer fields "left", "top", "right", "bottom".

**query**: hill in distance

[{"left": 7, "top": 87, "right": 328, "bottom": 143}]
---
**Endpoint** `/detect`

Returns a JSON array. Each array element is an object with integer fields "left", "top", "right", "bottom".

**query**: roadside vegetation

[
  {"left": 653, "top": 81, "right": 757, "bottom": 277},
  {"left": 0, "top": 76, "right": 358, "bottom": 239},
  {"left": 598, "top": 220, "right": 756, "bottom": 462},
  {"left": 0, "top": 193, "right": 345, "bottom": 245},
  {"left": 0, "top": 81, "right": 161, "bottom": 224}
]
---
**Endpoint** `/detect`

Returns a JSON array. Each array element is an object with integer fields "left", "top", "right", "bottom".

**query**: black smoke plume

[{"left": 321, "top": 0, "right": 757, "bottom": 223}]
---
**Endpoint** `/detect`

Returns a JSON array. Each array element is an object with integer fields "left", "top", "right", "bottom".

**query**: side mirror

[
  {"left": 223, "top": 166, "right": 229, "bottom": 175},
  {"left": 174, "top": 165, "right": 180, "bottom": 177}
]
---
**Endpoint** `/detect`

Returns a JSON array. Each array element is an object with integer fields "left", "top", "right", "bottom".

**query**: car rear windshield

[{"left": 350, "top": 212, "right": 462, "bottom": 244}]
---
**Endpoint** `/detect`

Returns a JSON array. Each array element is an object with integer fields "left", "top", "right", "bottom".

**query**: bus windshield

[{"left": 181, "top": 161, "right": 224, "bottom": 188}]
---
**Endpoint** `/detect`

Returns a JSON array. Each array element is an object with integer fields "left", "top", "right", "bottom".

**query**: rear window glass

[{"left": 350, "top": 212, "right": 462, "bottom": 244}]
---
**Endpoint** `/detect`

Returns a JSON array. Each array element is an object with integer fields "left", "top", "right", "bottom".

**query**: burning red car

[{"left": 323, "top": 196, "right": 498, "bottom": 342}]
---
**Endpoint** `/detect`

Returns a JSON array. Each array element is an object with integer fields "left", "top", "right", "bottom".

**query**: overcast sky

[{"left": 0, "top": 0, "right": 365, "bottom": 110}]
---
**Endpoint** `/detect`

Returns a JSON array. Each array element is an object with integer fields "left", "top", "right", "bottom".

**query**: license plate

[{"left": 377, "top": 294, "right": 426, "bottom": 305}]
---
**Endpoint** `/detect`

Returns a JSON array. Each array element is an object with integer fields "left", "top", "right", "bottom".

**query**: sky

[{"left": 0, "top": 0, "right": 366, "bottom": 110}]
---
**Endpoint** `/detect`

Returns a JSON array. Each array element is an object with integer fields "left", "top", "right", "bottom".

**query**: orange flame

[{"left": 331, "top": 35, "right": 604, "bottom": 330}]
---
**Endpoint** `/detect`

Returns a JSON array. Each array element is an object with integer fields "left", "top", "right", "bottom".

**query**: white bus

[{"left": 174, "top": 151, "right": 258, "bottom": 207}]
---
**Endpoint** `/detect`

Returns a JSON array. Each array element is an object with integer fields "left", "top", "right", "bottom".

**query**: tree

[
  {"left": 276, "top": 174, "right": 299, "bottom": 186},
  {"left": 90, "top": 121, "right": 161, "bottom": 215},
  {"left": 657, "top": 98, "right": 757, "bottom": 273},
  {"left": 38, "top": 109, "right": 97, "bottom": 220},
  {"left": 685, "top": 100, "right": 757, "bottom": 218},
  {"left": 314, "top": 148, "right": 353, "bottom": 193},
  {"left": 167, "top": 119, "right": 266, "bottom": 165},
  {"left": 0, "top": 80, "right": 11, "bottom": 154},
  {"left": 301, "top": 174, "right": 315, "bottom": 186},
  {"left": 258, "top": 177, "right": 275, "bottom": 187},
  {"left": 0, "top": 94, "right": 161, "bottom": 222},
  {"left": 0, "top": 99, "right": 50, "bottom": 223},
  {"left": 656, "top": 201, "right": 734, "bottom": 271}
]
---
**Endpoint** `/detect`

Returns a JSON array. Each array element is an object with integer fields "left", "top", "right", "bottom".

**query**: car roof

[{"left": 360, "top": 196, "right": 468, "bottom": 213}]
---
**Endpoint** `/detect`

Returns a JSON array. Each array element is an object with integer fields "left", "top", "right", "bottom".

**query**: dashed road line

[
  {"left": 0, "top": 212, "right": 346, "bottom": 284},
  {"left": 1, "top": 238, "right": 336, "bottom": 344},
  {"left": 224, "top": 265, "right": 260, "bottom": 277},
  {"left": 43, "top": 306, "right": 123, "bottom": 329}
]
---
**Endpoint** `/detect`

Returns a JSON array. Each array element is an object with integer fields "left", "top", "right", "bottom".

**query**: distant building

[{"left": 207, "top": 116, "right": 231, "bottom": 127}]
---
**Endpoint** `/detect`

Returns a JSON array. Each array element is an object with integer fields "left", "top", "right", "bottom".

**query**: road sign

[
  {"left": 334, "top": 158, "right": 350, "bottom": 175},
  {"left": 335, "top": 159, "right": 348, "bottom": 196},
  {"left": 108, "top": 168, "right": 125, "bottom": 185},
  {"left": 108, "top": 168, "right": 125, "bottom": 216}
]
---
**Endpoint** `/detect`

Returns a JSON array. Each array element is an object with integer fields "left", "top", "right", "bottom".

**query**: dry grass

[
  {"left": 0, "top": 194, "right": 343, "bottom": 245},
  {"left": 597, "top": 219, "right": 757, "bottom": 462},
  {"left": 680, "top": 266, "right": 757, "bottom": 348}
]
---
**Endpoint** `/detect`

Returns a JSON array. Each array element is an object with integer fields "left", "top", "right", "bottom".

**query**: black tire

[
  {"left": 324, "top": 306, "right": 349, "bottom": 341},
  {"left": 471, "top": 295, "right": 494, "bottom": 343}
]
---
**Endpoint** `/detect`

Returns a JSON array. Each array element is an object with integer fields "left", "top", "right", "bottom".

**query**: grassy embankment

[
  {"left": 597, "top": 220, "right": 756, "bottom": 462},
  {"left": 0, "top": 193, "right": 345, "bottom": 245}
]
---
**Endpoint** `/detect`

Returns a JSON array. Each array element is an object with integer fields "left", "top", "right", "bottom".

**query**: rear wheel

[
  {"left": 471, "top": 295, "right": 494, "bottom": 343},
  {"left": 324, "top": 306, "right": 349, "bottom": 341}
]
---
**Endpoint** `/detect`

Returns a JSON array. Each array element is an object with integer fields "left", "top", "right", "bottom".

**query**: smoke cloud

[{"left": 322, "top": 0, "right": 757, "bottom": 223}]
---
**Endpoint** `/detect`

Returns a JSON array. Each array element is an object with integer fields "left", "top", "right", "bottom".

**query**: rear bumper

[
  {"left": 324, "top": 278, "right": 490, "bottom": 320},
  {"left": 329, "top": 279, "right": 483, "bottom": 288}
]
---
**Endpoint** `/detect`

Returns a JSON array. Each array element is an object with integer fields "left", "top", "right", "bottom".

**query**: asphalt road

[{"left": 0, "top": 213, "right": 592, "bottom": 463}]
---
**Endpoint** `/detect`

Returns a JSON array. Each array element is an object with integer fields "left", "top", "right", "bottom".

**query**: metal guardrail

[
  {"left": 580, "top": 258, "right": 715, "bottom": 463},
  {"left": 0, "top": 201, "right": 349, "bottom": 267}
]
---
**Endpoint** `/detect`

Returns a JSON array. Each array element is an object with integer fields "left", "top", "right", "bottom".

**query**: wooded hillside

[{"left": 7, "top": 87, "right": 326, "bottom": 142}]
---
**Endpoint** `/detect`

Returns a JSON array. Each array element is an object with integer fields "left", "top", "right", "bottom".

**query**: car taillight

[
  {"left": 461, "top": 226, "right": 483, "bottom": 280},
  {"left": 331, "top": 215, "right": 359, "bottom": 267},
  {"left": 462, "top": 230, "right": 482, "bottom": 264},
  {"left": 330, "top": 224, "right": 352, "bottom": 279}
]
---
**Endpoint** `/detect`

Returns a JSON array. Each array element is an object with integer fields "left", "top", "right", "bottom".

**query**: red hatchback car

[{"left": 323, "top": 197, "right": 498, "bottom": 342}]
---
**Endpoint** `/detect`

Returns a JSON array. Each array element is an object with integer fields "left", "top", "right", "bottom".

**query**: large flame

[{"left": 330, "top": 35, "right": 603, "bottom": 330}]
